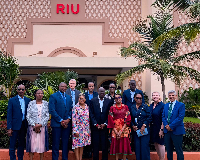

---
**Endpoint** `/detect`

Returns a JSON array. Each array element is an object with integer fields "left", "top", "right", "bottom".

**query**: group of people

[{"left": 7, "top": 79, "right": 185, "bottom": 160}]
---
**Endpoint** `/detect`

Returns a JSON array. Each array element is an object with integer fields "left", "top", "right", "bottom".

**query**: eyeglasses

[
  {"left": 109, "top": 87, "right": 115, "bottom": 89},
  {"left": 18, "top": 89, "right": 25, "bottom": 91},
  {"left": 135, "top": 97, "right": 142, "bottom": 100},
  {"left": 115, "top": 97, "right": 122, "bottom": 99}
]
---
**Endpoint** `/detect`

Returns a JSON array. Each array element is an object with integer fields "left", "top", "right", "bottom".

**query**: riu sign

[{"left": 57, "top": 4, "right": 80, "bottom": 14}]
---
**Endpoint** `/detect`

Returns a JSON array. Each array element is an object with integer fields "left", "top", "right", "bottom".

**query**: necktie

[
  {"left": 168, "top": 103, "right": 173, "bottom": 124},
  {"left": 61, "top": 92, "right": 66, "bottom": 106}
]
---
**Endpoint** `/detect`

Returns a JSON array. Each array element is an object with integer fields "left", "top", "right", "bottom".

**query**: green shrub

[
  {"left": 34, "top": 70, "right": 84, "bottom": 92},
  {"left": 179, "top": 87, "right": 200, "bottom": 118},
  {"left": 183, "top": 122, "right": 200, "bottom": 151},
  {"left": 0, "top": 100, "right": 8, "bottom": 120},
  {"left": 0, "top": 120, "right": 9, "bottom": 148}
]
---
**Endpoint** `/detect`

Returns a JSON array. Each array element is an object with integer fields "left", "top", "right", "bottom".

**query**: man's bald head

[
  {"left": 98, "top": 87, "right": 105, "bottom": 99},
  {"left": 59, "top": 82, "right": 67, "bottom": 93},
  {"left": 17, "top": 84, "right": 26, "bottom": 97}
]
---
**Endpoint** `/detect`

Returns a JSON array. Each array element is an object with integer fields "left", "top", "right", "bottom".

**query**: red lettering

[
  {"left": 57, "top": 4, "right": 65, "bottom": 14},
  {"left": 67, "top": 4, "right": 69, "bottom": 14},
  {"left": 71, "top": 4, "right": 79, "bottom": 14}
]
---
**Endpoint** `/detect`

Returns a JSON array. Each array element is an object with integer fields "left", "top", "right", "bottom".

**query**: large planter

[{"left": 0, "top": 150, "right": 200, "bottom": 160}]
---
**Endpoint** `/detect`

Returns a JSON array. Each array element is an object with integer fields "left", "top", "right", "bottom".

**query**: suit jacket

[
  {"left": 89, "top": 97, "right": 112, "bottom": 130},
  {"left": 49, "top": 91, "right": 72, "bottom": 127},
  {"left": 7, "top": 95, "right": 31, "bottom": 130},
  {"left": 26, "top": 100, "right": 49, "bottom": 127},
  {"left": 122, "top": 88, "right": 145, "bottom": 110},
  {"left": 162, "top": 100, "right": 185, "bottom": 135},
  {"left": 130, "top": 103, "right": 151, "bottom": 132},
  {"left": 66, "top": 88, "right": 81, "bottom": 105},
  {"left": 84, "top": 91, "right": 98, "bottom": 106}
]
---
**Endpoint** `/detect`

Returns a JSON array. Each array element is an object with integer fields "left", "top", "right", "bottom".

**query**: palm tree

[
  {"left": 153, "top": 0, "right": 200, "bottom": 49},
  {"left": 116, "top": 9, "right": 200, "bottom": 102}
]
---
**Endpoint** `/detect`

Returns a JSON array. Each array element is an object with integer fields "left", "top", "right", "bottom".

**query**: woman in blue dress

[
  {"left": 150, "top": 91, "right": 165, "bottom": 160},
  {"left": 130, "top": 93, "right": 151, "bottom": 160}
]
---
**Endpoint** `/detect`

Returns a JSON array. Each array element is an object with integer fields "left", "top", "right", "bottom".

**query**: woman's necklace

[{"left": 116, "top": 104, "right": 122, "bottom": 110}]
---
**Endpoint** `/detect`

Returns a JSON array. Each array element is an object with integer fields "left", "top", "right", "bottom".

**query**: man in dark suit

[
  {"left": 162, "top": 90, "right": 185, "bottom": 160},
  {"left": 7, "top": 84, "right": 31, "bottom": 160},
  {"left": 65, "top": 79, "right": 81, "bottom": 107},
  {"left": 122, "top": 80, "right": 145, "bottom": 110},
  {"left": 83, "top": 82, "right": 98, "bottom": 158},
  {"left": 85, "top": 82, "right": 98, "bottom": 106},
  {"left": 49, "top": 82, "right": 73, "bottom": 160},
  {"left": 89, "top": 87, "right": 112, "bottom": 160}
]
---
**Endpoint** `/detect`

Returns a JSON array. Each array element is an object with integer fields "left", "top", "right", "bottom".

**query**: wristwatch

[{"left": 160, "top": 129, "right": 164, "bottom": 131}]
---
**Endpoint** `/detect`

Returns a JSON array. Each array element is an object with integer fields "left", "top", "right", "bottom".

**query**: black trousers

[
  {"left": 164, "top": 132, "right": 184, "bottom": 160},
  {"left": 91, "top": 128, "right": 108, "bottom": 160}
]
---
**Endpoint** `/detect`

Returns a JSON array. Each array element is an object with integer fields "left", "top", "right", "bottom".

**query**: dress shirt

[
  {"left": 130, "top": 89, "right": 136, "bottom": 102},
  {"left": 98, "top": 96, "right": 104, "bottom": 113},
  {"left": 18, "top": 95, "right": 25, "bottom": 120},
  {"left": 70, "top": 89, "right": 75, "bottom": 107},
  {"left": 88, "top": 91, "right": 94, "bottom": 100},
  {"left": 170, "top": 100, "right": 176, "bottom": 111}
]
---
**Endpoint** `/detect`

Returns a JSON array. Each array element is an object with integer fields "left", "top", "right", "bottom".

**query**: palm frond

[
  {"left": 116, "top": 64, "right": 153, "bottom": 85},
  {"left": 153, "top": 0, "right": 191, "bottom": 10},
  {"left": 186, "top": 1, "right": 200, "bottom": 21},
  {"left": 173, "top": 65, "right": 200, "bottom": 83},
  {"left": 120, "top": 42, "right": 153, "bottom": 61},
  {"left": 173, "top": 51, "right": 200, "bottom": 63},
  {"left": 153, "top": 22, "right": 200, "bottom": 51},
  {"left": 156, "top": 37, "right": 181, "bottom": 60}
]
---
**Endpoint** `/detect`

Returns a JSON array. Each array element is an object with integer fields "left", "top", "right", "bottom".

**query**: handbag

[{"left": 136, "top": 128, "right": 148, "bottom": 137}]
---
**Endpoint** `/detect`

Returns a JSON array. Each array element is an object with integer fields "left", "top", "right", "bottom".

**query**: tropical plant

[
  {"left": 116, "top": 8, "right": 200, "bottom": 102},
  {"left": 0, "top": 100, "right": 8, "bottom": 120},
  {"left": 34, "top": 70, "right": 83, "bottom": 92},
  {"left": 179, "top": 87, "right": 200, "bottom": 118},
  {"left": 0, "top": 51, "right": 20, "bottom": 98},
  {"left": 153, "top": 0, "right": 200, "bottom": 49}
]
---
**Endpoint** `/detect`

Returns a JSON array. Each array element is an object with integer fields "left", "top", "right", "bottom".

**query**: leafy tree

[
  {"left": 116, "top": 9, "right": 200, "bottom": 102},
  {"left": 0, "top": 51, "right": 20, "bottom": 98},
  {"left": 34, "top": 70, "right": 83, "bottom": 93}
]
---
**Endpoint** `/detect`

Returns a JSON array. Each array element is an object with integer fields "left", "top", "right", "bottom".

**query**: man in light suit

[
  {"left": 162, "top": 90, "right": 185, "bottom": 160},
  {"left": 89, "top": 87, "right": 112, "bottom": 160},
  {"left": 122, "top": 80, "right": 145, "bottom": 111},
  {"left": 7, "top": 84, "right": 31, "bottom": 160},
  {"left": 49, "top": 82, "right": 73, "bottom": 160},
  {"left": 65, "top": 79, "right": 81, "bottom": 107}
]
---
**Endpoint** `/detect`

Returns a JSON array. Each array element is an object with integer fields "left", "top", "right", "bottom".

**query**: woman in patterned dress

[
  {"left": 108, "top": 94, "right": 132, "bottom": 160},
  {"left": 72, "top": 93, "right": 91, "bottom": 160},
  {"left": 26, "top": 89, "right": 49, "bottom": 160}
]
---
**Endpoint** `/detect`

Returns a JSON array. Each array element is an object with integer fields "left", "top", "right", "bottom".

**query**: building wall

[{"left": 0, "top": 0, "right": 199, "bottom": 103}]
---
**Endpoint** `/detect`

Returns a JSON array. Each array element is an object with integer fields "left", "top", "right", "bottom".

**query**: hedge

[{"left": 0, "top": 120, "right": 200, "bottom": 151}]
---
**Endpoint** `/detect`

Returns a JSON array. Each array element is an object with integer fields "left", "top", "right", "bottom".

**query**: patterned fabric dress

[
  {"left": 108, "top": 104, "right": 132, "bottom": 155},
  {"left": 72, "top": 103, "right": 91, "bottom": 149}
]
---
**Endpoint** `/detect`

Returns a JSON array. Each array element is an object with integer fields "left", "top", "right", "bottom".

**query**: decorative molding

[{"left": 48, "top": 46, "right": 87, "bottom": 57}]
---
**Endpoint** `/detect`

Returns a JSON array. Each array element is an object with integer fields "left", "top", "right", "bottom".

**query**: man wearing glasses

[
  {"left": 122, "top": 80, "right": 145, "bottom": 111},
  {"left": 7, "top": 84, "right": 31, "bottom": 160},
  {"left": 105, "top": 83, "right": 116, "bottom": 105}
]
